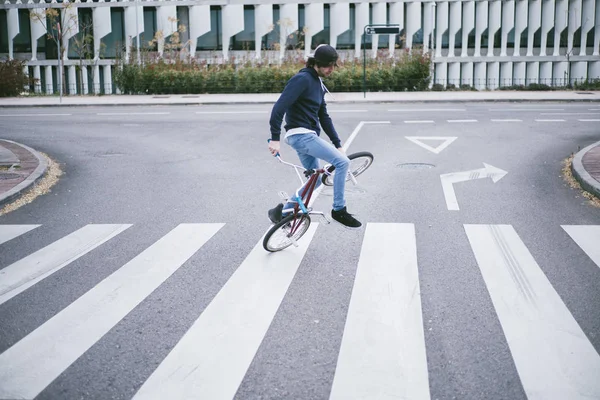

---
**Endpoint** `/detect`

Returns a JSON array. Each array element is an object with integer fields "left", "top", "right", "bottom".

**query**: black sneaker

[
  {"left": 268, "top": 203, "right": 284, "bottom": 223},
  {"left": 331, "top": 207, "right": 362, "bottom": 228}
]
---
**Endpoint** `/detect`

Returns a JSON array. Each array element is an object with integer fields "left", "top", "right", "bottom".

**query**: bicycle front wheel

[
  {"left": 322, "top": 151, "right": 374, "bottom": 186},
  {"left": 263, "top": 213, "right": 312, "bottom": 252}
]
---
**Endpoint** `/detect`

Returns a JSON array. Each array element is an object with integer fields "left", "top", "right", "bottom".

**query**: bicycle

[{"left": 263, "top": 149, "right": 374, "bottom": 252}]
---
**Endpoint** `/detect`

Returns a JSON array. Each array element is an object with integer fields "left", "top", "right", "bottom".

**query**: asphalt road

[{"left": 0, "top": 102, "right": 599, "bottom": 400}]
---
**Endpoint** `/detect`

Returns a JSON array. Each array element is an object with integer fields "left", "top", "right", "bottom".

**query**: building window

[
  {"left": 101, "top": 7, "right": 125, "bottom": 58},
  {"left": 231, "top": 5, "right": 255, "bottom": 51},
  {"left": 68, "top": 8, "right": 93, "bottom": 59},
  {"left": 197, "top": 6, "right": 221, "bottom": 50},
  {"left": 336, "top": 4, "right": 354, "bottom": 50},
  {"left": 14, "top": 9, "right": 32, "bottom": 52},
  {"left": 311, "top": 4, "right": 329, "bottom": 49},
  {"left": 0, "top": 10, "right": 8, "bottom": 53},
  {"left": 141, "top": 7, "right": 157, "bottom": 51}
]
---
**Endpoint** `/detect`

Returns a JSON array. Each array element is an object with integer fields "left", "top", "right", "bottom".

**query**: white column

[
  {"left": 435, "top": 62, "right": 447, "bottom": 86},
  {"left": 304, "top": 3, "right": 324, "bottom": 58},
  {"left": 388, "top": 2, "right": 403, "bottom": 56},
  {"left": 571, "top": 61, "right": 587, "bottom": 83},
  {"left": 405, "top": 1, "right": 421, "bottom": 52},
  {"left": 553, "top": 0, "right": 567, "bottom": 56},
  {"left": 527, "top": 61, "right": 540, "bottom": 84},
  {"left": 254, "top": 4, "right": 273, "bottom": 59},
  {"left": 221, "top": 5, "right": 243, "bottom": 60},
  {"left": 541, "top": 0, "right": 555, "bottom": 56},
  {"left": 474, "top": 62, "right": 486, "bottom": 89},
  {"left": 371, "top": 2, "right": 386, "bottom": 57},
  {"left": 579, "top": 0, "right": 595, "bottom": 55},
  {"left": 514, "top": 0, "right": 528, "bottom": 57},
  {"left": 500, "top": 61, "right": 513, "bottom": 87},
  {"left": 280, "top": 3, "right": 298, "bottom": 60},
  {"left": 68, "top": 65, "right": 77, "bottom": 95},
  {"left": 567, "top": 0, "right": 582, "bottom": 54},
  {"left": 354, "top": 2, "right": 369, "bottom": 58},
  {"left": 589, "top": 61, "right": 600, "bottom": 79},
  {"left": 448, "top": 1, "right": 462, "bottom": 57},
  {"left": 423, "top": 1, "right": 433, "bottom": 53},
  {"left": 553, "top": 61, "right": 568, "bottom": 85},
  {"left": 81, "top": 66, "right": 89, "bottom": 95},
  {"left": 124, "top": 3, "right": 145, "bottom": 62},
  {"left": 501, "top": 0, "right": 515, "bottom": 56},
  {"left": 513, "top": 61, "right": 526, "bottom": 85},
  {"left": 461, "top": 1, "right": 474, "bottom": 57},
  {"left": 7, "top": 9, "right": 19, "bottom": 59},
  {"left": 30, "top": 8, "right": 47, "bottom": 61},
  {"left": 44, "top": 65, "right": 53, "bottom": 95},
  {"left": 540, "top": 61, "right": 553, "bottom": 86},
  {"left": 595, "top": 0, "right": 600, "bottom": 55},
  {"left": 527, "top": 0, "right": 542, "bottom": 56},
  {"left": 93, "top": 7, "right": 112, "bottom": 60},
  {"left": 103, "top": 65, "right": 112, "bottom": 94},
  {"left": 487, "top": 1, "right": 501, "bottom": 57},
  {"left": 461, "top": 62, "right": 473, "bottom": 86},
  {"left": 157, "top": 5, "right": 178, "bottom": 57},
  {"left": 61, "top": 6, "right": 79, "bottom": 61},
  {"left": 475, "top": 0, "right": 488, "bottom": 57},
  {"left": 331, "top": 3, "right": 350, "bottom": 50},
  {"left": 33, "top": 66, "right": 41, "bottom": 94},
  {"left": 448, "top": 62, "right": 460, "bottom": 87},
  {"left": 93, "top": 65, "right": 101, "bottom": 94},
  {"left": 189, "top": 5, "right": 211, "bottom": 60},
  {"left": 487, "top": 61, "right": 500, "bottom": 89},
  {"left": 436, "top": 1, "right": 448, "bottom": 57}
]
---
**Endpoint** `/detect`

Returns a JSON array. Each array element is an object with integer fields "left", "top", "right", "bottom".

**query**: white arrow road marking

[
  {"left": 405, "top": 136, "right": 457, "bottom": 154},
  {"left": 440, "top": 163, "right": 508, "bottom": 211}
]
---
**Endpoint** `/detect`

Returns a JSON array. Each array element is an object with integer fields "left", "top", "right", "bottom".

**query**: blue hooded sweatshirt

[{"left": 269, "top": 67, "right": 341, "bottom": 148}]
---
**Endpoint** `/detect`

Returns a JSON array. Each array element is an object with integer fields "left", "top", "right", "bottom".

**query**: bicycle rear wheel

[
  {"left": 322, "top": 151, "right": 374, "bottom": 186},
  {"left": 263, "top": 213, "right": 312, "bottom": 252}
]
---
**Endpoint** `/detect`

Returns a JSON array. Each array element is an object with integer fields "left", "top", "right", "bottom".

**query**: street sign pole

[{"left": 362, "top": 24, "right": 401, "bottom": 99}]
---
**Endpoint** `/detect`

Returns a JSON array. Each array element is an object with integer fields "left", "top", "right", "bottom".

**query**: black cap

[{"left": 313, "top": 44, "right": 338, "bottom": 66}]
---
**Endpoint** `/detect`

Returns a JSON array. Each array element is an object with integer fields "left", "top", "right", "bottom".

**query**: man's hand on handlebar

[{"left": 268, "top": 140, "right": 280, "bottom": 156}]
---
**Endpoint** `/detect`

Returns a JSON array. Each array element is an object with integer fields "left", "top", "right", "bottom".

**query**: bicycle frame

[{"left": 273, "top": 155, "right": 331, "bottom": 231}]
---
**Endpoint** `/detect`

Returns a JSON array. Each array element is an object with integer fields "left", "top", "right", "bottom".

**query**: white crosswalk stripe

[
  {"left": 0, "top": 222, "right": 599, "bottom": 399},
  {"left": 0, "top": 224, "right": 39, "bottom": 245},
  {"left": 0, "top": 224, "right": 131, "bottom": 306},
  {"left": 330, "top": 223, "right": 430, "bottom": 400},
  {"left": 562, "top": 225, "right": 600, "bottom": 268},
  {"left": 134, "top": 224, "right": 318, "bottom": 400},
  {"left": 465, "top": 224, "right": 600, "bottom": 400},
  {"left": 0, "top": 223, "right": 223, "bottom": 400}
]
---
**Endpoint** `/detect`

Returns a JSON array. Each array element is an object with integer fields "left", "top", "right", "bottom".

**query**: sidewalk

[
  {"left": 0, "top": 90, "right": 599, "bottom": 107},
  {"left": 0, "top": 139, "right": 48, "bottom": 207},
  {"left": 1, "top": 91, "right": 599, "bottom": 208}
]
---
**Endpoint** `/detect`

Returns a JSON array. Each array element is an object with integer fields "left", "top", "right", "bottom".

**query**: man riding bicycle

[{"left": 267, "top": 44, "right": 361, "bottom": 229}]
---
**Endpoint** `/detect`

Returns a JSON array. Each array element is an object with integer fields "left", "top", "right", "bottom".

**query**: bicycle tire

[
  {"left": 322, "top": 151, "right": 374, "bottom": 186},
  {"left": 263, "top": 213, "right": 312, "bottom": 252}
]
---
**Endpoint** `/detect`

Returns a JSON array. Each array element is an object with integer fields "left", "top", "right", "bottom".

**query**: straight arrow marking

[
  {"left": 440, "top": 163, "right": 508, "bottom": 210},
  {"left": 405, "top": 136, "right": 457, "bottom": 154}
]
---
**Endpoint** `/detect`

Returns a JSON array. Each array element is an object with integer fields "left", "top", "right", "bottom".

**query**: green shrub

[
  {"left": 112, "top": 50, "right": 432, "bottom": 95},
  {"left": 0, "top": 58, "right": 29, "bottom": 97}
]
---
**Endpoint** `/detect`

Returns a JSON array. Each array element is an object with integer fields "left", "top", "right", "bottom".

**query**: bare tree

[{"left": 30, "top": 3, "right": 78, "bottom": 99}]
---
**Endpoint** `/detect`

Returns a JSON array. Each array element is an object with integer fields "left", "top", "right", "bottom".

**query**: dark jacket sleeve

[
  {"left": 269, "top": 74, "right": 306, "bottom": 141},
  {"left": 318, "top": 98, "right": 342, "bottom": 148}
]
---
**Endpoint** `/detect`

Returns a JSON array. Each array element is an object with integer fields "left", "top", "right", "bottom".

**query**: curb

[
  {"left": 0, "top": 95, "right": 599, "bottom": 108},
  {"left": 571, "top": 140, "right": 600, "bottom": 199},
  {"left": 0, "top": 139, "right": 49, "bottom": 207}
]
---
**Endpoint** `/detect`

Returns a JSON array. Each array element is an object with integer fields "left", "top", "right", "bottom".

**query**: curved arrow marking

[{"left": 440, "top": 163, "right": 508, "bottom": 210}]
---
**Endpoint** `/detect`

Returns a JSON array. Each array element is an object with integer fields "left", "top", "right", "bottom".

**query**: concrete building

[{"left": 1, "top": 0, "right": 599, "bottom": 94}]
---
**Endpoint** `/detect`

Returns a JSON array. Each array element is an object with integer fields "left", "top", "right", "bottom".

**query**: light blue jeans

[{"left": 284, "top": 133, "right": 350, "bottom": 212}]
